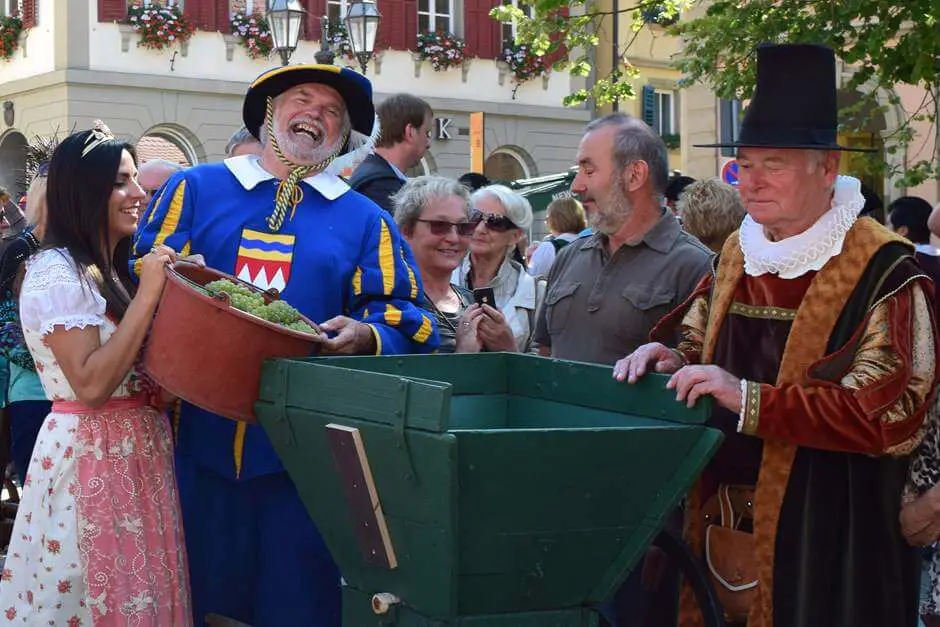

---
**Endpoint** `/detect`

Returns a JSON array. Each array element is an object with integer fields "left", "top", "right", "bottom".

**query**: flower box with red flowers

[
  {"left": 415, "top": 30, "right": 467, "bottom": 72},
  {"left": 0, "top": 15, "right": 23, "bottom": 62},
  {"left": 500, "top": 42, "right": 547, "bottom": 84},
  {"left": 126, "top": 2, "right": 195, "bottom": 51},
  {"left": 230, "top": 10, "right": 274, "bottom": 60}
]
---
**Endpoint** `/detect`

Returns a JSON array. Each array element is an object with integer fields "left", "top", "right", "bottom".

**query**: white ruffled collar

[{"left": 739, "top": 176, "right": 864, "bottom": 279}]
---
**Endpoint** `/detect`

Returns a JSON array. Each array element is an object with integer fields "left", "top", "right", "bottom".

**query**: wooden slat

[
  {"left": 506, "top": 353, "right": 711, "bottom": 424},
  {"left": 259, "top": 361, "right": 452, "bottom": 432},
  {"left": 326, "top": 423, "right": 398, "bottom": 570},
  {"left": 302, "top": 354, "right": 509, "bottom": 395}
]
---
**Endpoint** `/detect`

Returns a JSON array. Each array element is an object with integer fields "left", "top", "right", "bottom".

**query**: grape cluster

[{"left": 205, "top": 279, "right": 317, "bottom": 336}]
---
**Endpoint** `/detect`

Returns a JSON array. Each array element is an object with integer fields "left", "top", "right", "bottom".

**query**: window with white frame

[
  {"left": 654, "top": 90, "right": 675, "bottom": 136},
  {"left": 0, "top": 0, "right": 20, "bottom": 17},
  {"left": 327, "top": 0, "right": 349, "bottom": 22},
  {"left": 501, "top": 0, "right": 532, "bottom": 46},
  {"left": 418, "top": 0, "right": 452, "bottom": 33}
]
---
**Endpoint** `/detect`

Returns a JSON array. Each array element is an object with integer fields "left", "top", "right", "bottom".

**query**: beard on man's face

[
  {"left": 590, "top": 174, "right": 633, "bottom": 235},
  {"left": 265, "top": 110, "right": 346, "bottom": 166}
]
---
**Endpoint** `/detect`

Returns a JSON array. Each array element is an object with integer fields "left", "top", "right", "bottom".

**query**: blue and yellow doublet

[{"left": 131, "top": 156, "right": 438, "bottom": 626}]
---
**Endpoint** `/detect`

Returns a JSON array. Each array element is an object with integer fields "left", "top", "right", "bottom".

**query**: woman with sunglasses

[
  {"left": 453, "top": 185, "right": 537, "bottom": 352},
  {"left": 392, "top": 176, "right": 515, "bottom": 353}
]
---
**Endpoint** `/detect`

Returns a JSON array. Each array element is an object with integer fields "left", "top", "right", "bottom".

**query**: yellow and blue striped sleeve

[
  {"left": 350, "top": 212, "right": 439, "bottom": 354},
  {"left": 130, "top": 172, "right": 196, "bottom": 278}
]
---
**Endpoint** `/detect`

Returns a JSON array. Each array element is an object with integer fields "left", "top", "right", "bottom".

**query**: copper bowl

[{"left": 144, "top": 262, "right": 320, "bottom": 423}]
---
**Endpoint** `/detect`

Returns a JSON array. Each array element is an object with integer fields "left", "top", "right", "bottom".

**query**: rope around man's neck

[{"left": 264, "top": 97, "right": 349, "bottom": 232}]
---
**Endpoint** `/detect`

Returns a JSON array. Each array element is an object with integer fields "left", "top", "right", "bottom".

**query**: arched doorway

[
  {"left": 136, "top": 124, "right": 203, "bottom": 166},
  {"left": 484, "top": 147, "right": 534, "bottom": 183},
  {"left": 0, "top": 130, "right": 28, "bottom": 199}
]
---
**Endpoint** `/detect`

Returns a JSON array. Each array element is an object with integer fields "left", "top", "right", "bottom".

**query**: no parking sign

[{"left": 721, "top": 159, "right": 739, "bottom": 186}]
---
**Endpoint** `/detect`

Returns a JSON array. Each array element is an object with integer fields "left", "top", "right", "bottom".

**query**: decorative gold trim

[
  {"left": 740, "top": 380, "right": 761, "bottom": 435},
  {"left": 728, "top": 302, "right": 798, "bottom": 321}
]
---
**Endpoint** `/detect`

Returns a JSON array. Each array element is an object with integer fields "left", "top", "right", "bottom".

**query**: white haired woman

[
  {"left": 452, "top": 184, "right": 538, "bottom": 352},
  {"left": 393, "top": 176, "right": 515, "bottom": 353}
]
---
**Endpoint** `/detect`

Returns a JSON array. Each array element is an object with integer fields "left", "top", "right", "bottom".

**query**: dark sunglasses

[
  {"left": 471, "top": 209, "right": 517, "bottom": 232},
  {"left": 416, "top": 218, "right": 478, "bottom": 237}
]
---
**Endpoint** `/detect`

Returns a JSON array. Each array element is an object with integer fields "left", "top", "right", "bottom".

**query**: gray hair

[
  {"left": 470, "top": 184, "right": 533, "bottom": 231},
  {"left": 225, "top": 126, "right": 258, "bottom": 157},
  {"left": 139, "top": 158, "right": 184, "bottom": 174},
  {"left": 584, "top": 112, "right": 669, "bottom": 200},
  {"left": 392, "top": 175, "right": 472, "bottom": 233}
]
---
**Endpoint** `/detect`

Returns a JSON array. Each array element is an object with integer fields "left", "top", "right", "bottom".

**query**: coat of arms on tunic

[{"left": 235, "top": 228, "right": 295, "bottom": 293}]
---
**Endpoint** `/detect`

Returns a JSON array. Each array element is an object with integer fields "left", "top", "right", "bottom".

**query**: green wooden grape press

[{"left": 255, "top": 353, "right": 726, "bottom": 626}]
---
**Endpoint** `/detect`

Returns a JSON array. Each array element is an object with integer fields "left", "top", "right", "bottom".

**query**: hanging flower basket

[
  {"left": 415, "top": 30, "right": 467, "bottom": 72},
  {"left": 126, "top": 2, "right": 195, "bottom": 51},
  {"left": 500, "top": 42, "right": 547, "bottom": 84},
  {"left": 230, "top": 11, "right": 273, "bottom": 59},
  {"left": 0, "top": 15, "right": 23, "bottom": 61},
  {"left": 327, "top": 19, "right": 355, "bottom": 60}
]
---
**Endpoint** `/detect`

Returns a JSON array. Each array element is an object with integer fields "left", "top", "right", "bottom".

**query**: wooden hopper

[{"left": 256, "top": 353, "right": 722, "bottom": 626}]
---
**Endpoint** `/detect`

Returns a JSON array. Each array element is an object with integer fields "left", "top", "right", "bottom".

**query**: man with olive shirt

[{"left": 534, "top": 112, "right": 711, "bottom": 366}]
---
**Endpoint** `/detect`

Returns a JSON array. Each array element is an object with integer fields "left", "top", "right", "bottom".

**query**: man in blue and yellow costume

[{"left": 132, "top": 65, "right": 439, "bottom": 626}]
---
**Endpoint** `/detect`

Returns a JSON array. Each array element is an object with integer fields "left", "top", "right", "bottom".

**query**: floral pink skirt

[{"left": 0, "top": 399, "right": 191, "bottom": 626}]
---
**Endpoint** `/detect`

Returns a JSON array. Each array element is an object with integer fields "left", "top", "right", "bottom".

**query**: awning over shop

[{"left": 509, "top": 169, "right": 577, "bottom": 216}]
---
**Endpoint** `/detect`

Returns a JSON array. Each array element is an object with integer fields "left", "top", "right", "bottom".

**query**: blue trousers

[
  {"left": 176, "top": 452, "right": 341, "bottom": 627},
  {"left": 8, "top": 400, "right": 49, "bottom": 484}
]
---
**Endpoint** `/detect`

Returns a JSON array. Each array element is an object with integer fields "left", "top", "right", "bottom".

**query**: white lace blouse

[{"left": 19, "top": 248, "right": 145, "bottom": 402}]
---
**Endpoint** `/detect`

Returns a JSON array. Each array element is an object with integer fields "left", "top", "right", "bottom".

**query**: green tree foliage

[
  {"left": 489, "top": 0, "right": 690, "bottom": 107},
  {"left": 674, "top": 0, "right": 938, "bottom": 188}
]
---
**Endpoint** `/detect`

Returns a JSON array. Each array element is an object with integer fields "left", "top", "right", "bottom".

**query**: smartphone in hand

[{"left": 473, "top": 287, "right": 496, "bottom": 308}]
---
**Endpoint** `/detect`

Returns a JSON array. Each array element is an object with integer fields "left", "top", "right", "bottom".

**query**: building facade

[
  {"left": 591, "top": 1, "right": 938, "bottom": 208},
  {"left": 0, "top": 0, "right": 591, "bottom": 200}
]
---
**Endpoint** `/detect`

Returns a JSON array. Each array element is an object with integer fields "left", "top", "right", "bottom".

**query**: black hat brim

[
  {"left": 693, "top": 141, "right": 878, "bottom": 153},
  {"left": 243, "top": 65, "right": 375, "bottom": 140}
]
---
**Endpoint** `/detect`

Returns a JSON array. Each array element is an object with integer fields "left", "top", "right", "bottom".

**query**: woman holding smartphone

[
  {"left": 392, "top": 176, "right": 516, "bottom": 353},
  {"left": 452, "top": 185, "right": 538, "bottom": 352}
]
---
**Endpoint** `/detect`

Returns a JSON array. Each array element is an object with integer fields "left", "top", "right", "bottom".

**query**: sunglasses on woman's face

[
  {"left": 470, "top": 210, "right": 517, "bottom": 232},
  {"left": 417, "top": 218, "right": 478, "bottom": 237}
]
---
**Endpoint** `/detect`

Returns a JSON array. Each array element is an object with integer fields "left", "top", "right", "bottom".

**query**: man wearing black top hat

[{"left": 616, "top": 44, "right": 936, "bottom": 627}]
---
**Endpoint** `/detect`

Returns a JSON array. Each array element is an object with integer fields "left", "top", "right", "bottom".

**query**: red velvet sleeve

[{"left": 742, "top": 283, "right": 937, "bottom": 456}]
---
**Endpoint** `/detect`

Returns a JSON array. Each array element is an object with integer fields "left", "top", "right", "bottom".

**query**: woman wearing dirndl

[{"left": 0, "top": 123, "right": 191, "bottom": 625}]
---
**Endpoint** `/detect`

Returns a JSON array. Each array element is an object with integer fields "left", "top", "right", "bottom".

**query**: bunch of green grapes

[{"left": 205, "top": 279, "right": 316, "bottom": 335}]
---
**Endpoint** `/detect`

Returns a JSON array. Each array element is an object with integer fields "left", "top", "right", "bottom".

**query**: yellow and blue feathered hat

[{"left": 243, "top": 64, "right": 376, "bottom": 140}]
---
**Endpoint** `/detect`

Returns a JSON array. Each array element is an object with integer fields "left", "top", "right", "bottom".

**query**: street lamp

[
  {"left": 266, "top": 0, "right": 306, "bottom": 66},
  {"left": 314, "top": 15, "right": 336, "bottom": 65},
  {"left": 344, "top": 0, "right": 381, "bottom": 74}
]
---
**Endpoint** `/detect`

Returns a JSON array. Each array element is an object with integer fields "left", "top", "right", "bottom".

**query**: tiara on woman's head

[{"left": 81, "top": 120, "right": 115, "bottom": 158}]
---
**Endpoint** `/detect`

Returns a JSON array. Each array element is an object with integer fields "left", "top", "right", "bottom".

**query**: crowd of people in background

[{"left": 0, "top": 44, "right": 940, "bottom": 627}]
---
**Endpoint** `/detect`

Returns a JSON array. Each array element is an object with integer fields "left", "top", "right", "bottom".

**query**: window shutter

[
  {"left": 214, "top": 0, "right": 230, "bottom": 31},
  {"left": 641, "top": 84, "right": 656, "bottom": 129},
  {"left": 302, "top": 0, "right": 326, "bottom": 41},
  {"left": 543, "top": 6, "right": 568, "bottom": 66},
  {"left": 18, "top": 0, "right": 36, "bottom": 27},
  {"left": 464, "top": 0, "right": 499, "bottom": 59},
  {"left": 97, "top": 0, "right": 127, "bottom": 22},
  {"left": 376, "top": 0, "right": 416, "bottom": 51},
  {"left": 183, "top": 0, "right": 213, "bottom": 30}
]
